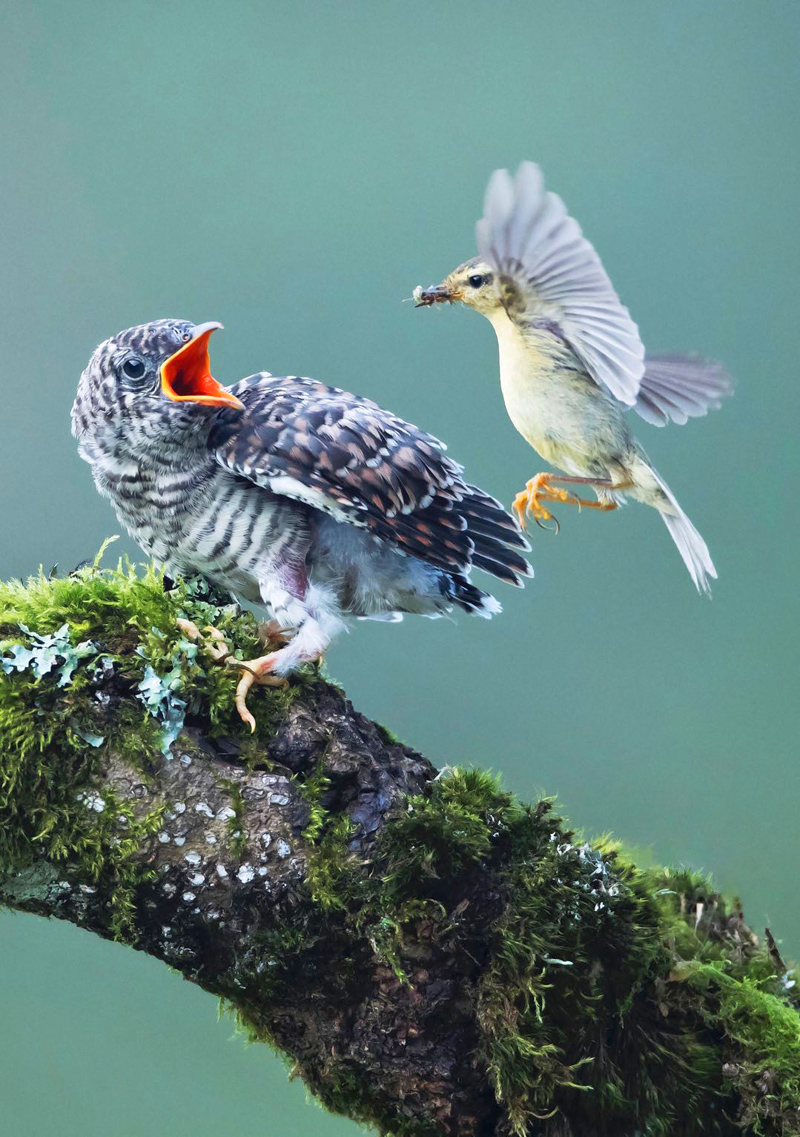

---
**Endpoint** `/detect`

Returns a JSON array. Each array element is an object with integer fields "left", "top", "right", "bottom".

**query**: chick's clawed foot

[
  {"left": 233, "top": 654, "right": 290, "bottom": 734},
  {"left": 175, "top": 617, "right": 293, "bottom": 733},
  {"left": 176, "top": 618, "right": 231, "bottom": 661},
  {"left": 257, "top": 619, "right": 294, "bottom": 649}
]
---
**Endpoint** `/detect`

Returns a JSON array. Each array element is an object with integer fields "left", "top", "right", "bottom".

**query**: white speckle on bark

[
  {"left": 205, "top": 833, "right": 218, "bottom": 845},
  {"left": 162, "top": 925, "right": 172, "bottom": 937},
  {"left": 158, "top": 831, "right": 171, "bottom": 844},
  {"left": 216, "top": 806, "right": 236, "bottom": 822},
  {"left": 162, "top": 882, "right": 176, "bottom": 895},
  {"left": 80, "top": 884, "right": 97, "bottom": 894},
  {"left": 257, "top": 866, "right": 268, "bottom": 877},
  {"left": 237, "top": 864, "right": 255, "bottom": 884},
  {"left": 83, "top": 793, "right": 105, "bottom": 813},
  {"left": 173, "top": 835, "right": 186, "bottom": 847},
  {"left": 215, "top": 864, "right": 228, "bottom": 879},
  {"left": 276, "top": 839, "right": 291, "bottom": 859},
  {"left": 189, "top": 872, "right": 205, "bottom": 887},
  {"left": 185, "top": 852, "right": 202, "bottom": 866},
  {"left": 195, "top": 802, "right": 214, "bottom": 817},
  {"left": 180, "top": 754, "right": 192, "bottom": 767},
  {"left": 269, "top": 792, "right": 290, "bottom": 806},
  {"left": 174, "top": 802, "right": 186, "bottom": 814},
  {"left": 182, "top": 891, "right": 196, "bottom": 902}
]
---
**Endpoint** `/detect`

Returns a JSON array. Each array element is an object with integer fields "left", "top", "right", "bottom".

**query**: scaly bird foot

[
  {"left": 258, "top": 619, "right": 294, "bottom": 649},
  {"left": 512, "top": 473, "right": 576, "bottom": 532},
  {"left": 176, "top": 617, "right": 293, "bottom": 732},
  {"left": 176, "top": 619, "right": 232, "bottom": 661},
  {"left": 233, "top": 653, "right": 290, "bottom": 734},
  {"left": 512, "top": 472, "right": 621, "bottom": 532}
]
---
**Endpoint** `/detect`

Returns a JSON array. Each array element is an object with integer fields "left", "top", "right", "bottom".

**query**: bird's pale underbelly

[
  {"left": 500, "top": 368, "right": 600, "bottom": 475},
  {"left": 97, "top": 461, "right": 302, "bottom": 604}
]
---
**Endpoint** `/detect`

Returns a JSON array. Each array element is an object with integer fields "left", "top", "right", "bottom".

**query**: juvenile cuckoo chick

[
  {"left": 72, "top": 320, "right": 530, "bottom": 727},
  {"left": 415, "top": 162, "right": 731, "bottom": 594}
]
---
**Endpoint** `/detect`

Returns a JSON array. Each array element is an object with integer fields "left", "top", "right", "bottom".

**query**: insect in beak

[{"left": 413, "top": 284, "right": 461, "bottom": 307}]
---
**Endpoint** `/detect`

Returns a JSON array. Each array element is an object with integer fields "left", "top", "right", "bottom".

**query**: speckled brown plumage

[
  {"left": 211, "top": 373, "right": 530, "bottom": 583},
  {"left": 73, "top": 321, "right": 531, "bottom": 681}
]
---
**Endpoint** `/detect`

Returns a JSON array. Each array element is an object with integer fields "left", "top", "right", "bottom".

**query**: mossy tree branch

[{"left": 1, "top": 560, "right": 799, "bottom": 1137}]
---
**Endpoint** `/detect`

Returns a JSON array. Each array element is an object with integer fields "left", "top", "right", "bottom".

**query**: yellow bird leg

[{"left": 512, "top": 472, "right": 629, "bottom": 531}]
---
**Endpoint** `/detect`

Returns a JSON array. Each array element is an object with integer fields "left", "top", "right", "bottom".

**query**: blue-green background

[{"left": 1, "top": 3, "right": 798, "bottom": 1133}]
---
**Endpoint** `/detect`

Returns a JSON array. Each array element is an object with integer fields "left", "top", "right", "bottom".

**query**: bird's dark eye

[
  {"left": 122, "top": 357, "right": 146, "bottom": 380},
  {"left": 468, "top": 274, "right": 486, "bottom": 289},
  {"left": 181, "top": 332, "right": 191, "bottom": 342}
]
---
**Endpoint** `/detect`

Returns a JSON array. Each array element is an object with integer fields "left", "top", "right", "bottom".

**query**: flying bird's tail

[{"left": 649, "top": 467, "right": 717, "bottom": 596}]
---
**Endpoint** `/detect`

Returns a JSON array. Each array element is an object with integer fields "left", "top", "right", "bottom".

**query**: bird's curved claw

[
  {"left": 176, "top": 618, "right": 233, "bottom": 662},
  {"left": 512, "top": 473, "right": 564, "bottom": 533},
  {"left": 231, "top": 654, "right": 289, "bottom": 733},
  {"left": 535, "top": 512, "right": 560, "bottom": 535},
  {"left": 177, "top": 617, "right": 291, "bottom": 732}
]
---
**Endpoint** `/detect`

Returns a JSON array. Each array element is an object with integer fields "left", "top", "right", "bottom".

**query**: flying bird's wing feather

[
  {"left": 633, "top": 354, "right": 733, "bottom": 427},
  {"left": 476, "top": 161, "right": 646, "bottom": 406},
  {"left": 210, "top": 375, "right": 531, "bottom": 585}
]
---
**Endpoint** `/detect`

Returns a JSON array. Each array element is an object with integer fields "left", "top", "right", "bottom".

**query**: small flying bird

[
  {"left": 72, "top": 320, "right": 530, "bottom": 727},
  {"left": 414, "top": 162, "right": 732, "bottom": 594}
]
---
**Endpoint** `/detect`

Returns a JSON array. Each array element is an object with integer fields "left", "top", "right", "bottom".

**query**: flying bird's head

[
  {"left": 72, "top": 319, "right": 243, "bottom": 459},
  {"left": 413, "top": 259, "right": 505, "bottom": 319}
]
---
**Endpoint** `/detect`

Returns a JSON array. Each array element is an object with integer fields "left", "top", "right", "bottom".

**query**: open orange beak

[{"left": 160, "top": 322, "right": 244, "bottom": 410}]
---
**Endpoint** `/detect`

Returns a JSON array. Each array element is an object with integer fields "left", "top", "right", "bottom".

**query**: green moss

[
  {"left": 297, "top": 755, "right": 333, "bottom": 844},
  {"left": 0, "top": 551, "right": 307, "bottom": 745},
  {"left": 304, "top": 815, "right": 356, "bottom": 911},
  {"left": 684, "top": 963, "right": 800, "bottom": 1132},
  {"left": 217, "top": 777, "right": 248, "bottom": 857},
  {"left": 3, "top": 557, "right": 799, "bottom": 1135},
  {"left": 295, "top": 768, "right": 800, "bottom": 1135},
  {"left": 0, "top": 550, "right": 309, "bottom": 936}
]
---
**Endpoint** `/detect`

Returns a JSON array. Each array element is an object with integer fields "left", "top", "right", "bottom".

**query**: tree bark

[{"left": 1, "top": 569, "right": 798, "bottom": 1137}]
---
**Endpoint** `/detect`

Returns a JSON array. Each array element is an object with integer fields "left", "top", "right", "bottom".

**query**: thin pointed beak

[
  {"left": 160, "top": 322, "right": 244, "bottom": 410},
  {"left": 413, "top": 284, "right": 461, "bottom": 307}
]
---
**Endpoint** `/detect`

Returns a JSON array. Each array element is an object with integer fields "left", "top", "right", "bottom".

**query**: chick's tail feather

[
  {"left": 650, "top": 467, "right": 717, "bottom": 596},
  {"left": 445, "top": 573, "right": 502, "bottom": 618}
]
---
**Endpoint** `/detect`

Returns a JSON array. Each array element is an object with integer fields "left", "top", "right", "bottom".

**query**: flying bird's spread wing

[
  {"left": 209, "top": 374, "right": 531, "bottom": 584},
  {"left": 634, "top": 354, "right": 733, "bottom": 427},
  {"left": 476, "top": 161, "right": 646, "bottom": 406}
]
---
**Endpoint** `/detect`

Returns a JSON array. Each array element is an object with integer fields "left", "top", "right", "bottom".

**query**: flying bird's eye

[
  {"left": 181, "top": 332, "right": 191, "bottom": 342},
  {"left": 468, "top": 274, "right": 485, "bottom": 289},
  {"left": 121, "top": 357, "right": 146, "bottom": 380}
]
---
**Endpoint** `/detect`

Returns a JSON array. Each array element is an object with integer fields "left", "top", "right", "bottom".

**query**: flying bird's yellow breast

[{"left": 490, "top": 312, "right": 566, "bottom": 465}]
